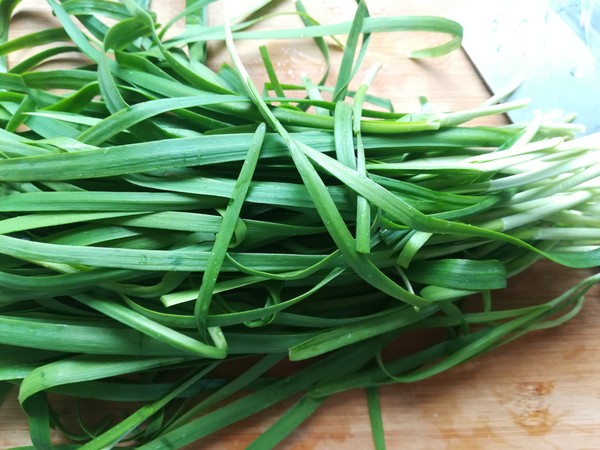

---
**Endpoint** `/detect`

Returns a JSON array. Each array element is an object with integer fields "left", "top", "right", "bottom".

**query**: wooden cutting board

[{"left": 1, "top": 1, "right": 599, "bottom": 449}]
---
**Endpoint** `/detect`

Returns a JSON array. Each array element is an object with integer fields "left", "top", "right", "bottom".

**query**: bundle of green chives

[{"left": 0, "top": 0, "right": 598, "bottom": 448}]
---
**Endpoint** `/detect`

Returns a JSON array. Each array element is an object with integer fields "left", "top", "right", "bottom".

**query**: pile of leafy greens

[{"left": 0, "top": 0, "right": 598, "bottom": 448}]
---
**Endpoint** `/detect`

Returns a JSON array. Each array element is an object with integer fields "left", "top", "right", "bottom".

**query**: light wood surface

[{"left": 1, "top": 1, "right": 599, "bottom": 449}]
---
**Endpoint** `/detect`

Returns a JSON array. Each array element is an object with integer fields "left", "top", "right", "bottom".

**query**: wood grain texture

[{"left": 1, "top": 1, "right": 599, "bottom": 449}]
